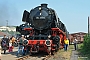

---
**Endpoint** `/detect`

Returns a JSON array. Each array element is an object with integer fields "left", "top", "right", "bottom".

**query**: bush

[{"left": 81, "top": 34, "right": 90, "bottom": 55}]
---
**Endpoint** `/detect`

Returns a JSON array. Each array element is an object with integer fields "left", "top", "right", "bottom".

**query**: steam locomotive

[{"left": 16, "top": 4, "right": 69, "bottom": 55}]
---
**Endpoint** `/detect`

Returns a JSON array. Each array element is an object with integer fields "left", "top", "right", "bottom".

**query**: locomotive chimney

[{"left": 41, "top": 4, "right": 48, "bottom": 8}]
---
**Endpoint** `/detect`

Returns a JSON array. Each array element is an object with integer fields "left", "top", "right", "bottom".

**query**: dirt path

[
  {"left": 1, "top": 47, "right": 47, "bottom": 60},
  {"left": 1, "top": 45, "right": 73, "bottom": 60},
  {"left": 1, "top": 47, "right": 18, "bottom": 60}
]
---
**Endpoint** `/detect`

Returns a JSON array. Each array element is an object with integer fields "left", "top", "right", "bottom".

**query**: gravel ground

[
  {"left": 1, "top": 47, "right": 18, "bottom": 60},
  {"left": 1, "top": 47, "right": 72, "bottom": 60}
]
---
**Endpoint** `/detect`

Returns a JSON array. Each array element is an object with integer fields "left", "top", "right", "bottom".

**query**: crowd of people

[
  {"left": 0, "top": 35, "right": 28, "bottom": 58},
  {"left": 16, "top": 35, "right": 28, "bottom": 57},
  {"left": 1, "top": 35, "right": 16, "bottom": 54},
  {"left": 0, "top": 34, "right": 79, "bottom": 60}
]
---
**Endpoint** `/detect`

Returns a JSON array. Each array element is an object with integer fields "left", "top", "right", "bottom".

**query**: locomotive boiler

[{"left": 16, "top": 4, "right": 69, "bottom": 55}]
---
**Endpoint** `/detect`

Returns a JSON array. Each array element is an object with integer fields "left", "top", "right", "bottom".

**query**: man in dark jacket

[{"left": 1, "top": 35, "right": 9, "bottom": 54}]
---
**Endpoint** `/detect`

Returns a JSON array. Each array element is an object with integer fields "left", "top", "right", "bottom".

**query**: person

[
  {"left": 64, "top": 38, "right": 69, "bottom": 51},
  {"left": 0, "top": 46, "right": 1, "bottom": 60},
  {"left": 23, "top": 36, "right": 28, "bottom": 55},
  {"left": 73, "top": 38, "right": 78, "bottom": 50},
  {"left": 1, "top": 35, "right": 9, "bottom": 54},
  {"left": 8, "top": 38, "right": 13, "bottom": 52},
  {"left": 11, "top": 36, "right": 16, "bottom": 48},
  {"left": 0, "top": 38, "right": 2, "bottom": 60},
  {"left": 16, "top": 35, "right": 24, "bottom": 57}
]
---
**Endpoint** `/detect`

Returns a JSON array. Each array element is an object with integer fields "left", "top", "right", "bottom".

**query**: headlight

[
  {"left": 27, "top": 35, "right": 29, "bottom": 37},
  {"left": 45, "top": 40, "right": 51, "bottom": 46}
]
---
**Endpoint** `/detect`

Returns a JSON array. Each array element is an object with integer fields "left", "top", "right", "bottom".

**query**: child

[{"left": 8, "top": 39, "right": 13, "bottom": 52}]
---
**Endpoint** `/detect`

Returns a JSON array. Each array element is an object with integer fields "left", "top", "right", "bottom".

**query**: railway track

[
  {"left": 16, "top": 55, "right": 46, "bottom": 60},
  {"left": 16, "top": 55, "right": 52, "bottom": 60},
  {"left": 2, "top": 47, "right": 65, "bottom": 60},
  {"left": 1, "top": 47, "right": 56, "bottom": 60},
  {"left": 16, "top": 52, "right": 55, "bottom": 60},
  {"left": 16, "top": 52, "right": 57, "bottom": 60}
]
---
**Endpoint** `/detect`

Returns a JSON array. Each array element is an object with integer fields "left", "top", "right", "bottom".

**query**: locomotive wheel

[
  {"left": 55, "top": 43, "right": 60, "bottom": 52},
  {"left": 29, "top": 52, "right": 32, "bottom": 56},
  {"left": 53, "top": 35, "right": 60, "bottom": 42},
  {"left": 55, "top": 47, "right": 58, "bottom": 52},
  {"left": 53, "top": 35, "right": 60, "bottom": 52},
  {"left": 58, "top": 42, "right": 60, "bottom": 49}
]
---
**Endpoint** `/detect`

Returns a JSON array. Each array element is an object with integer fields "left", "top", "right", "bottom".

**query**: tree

[{"left": 81, "top": 34, "right": 90, "bottom": 55}]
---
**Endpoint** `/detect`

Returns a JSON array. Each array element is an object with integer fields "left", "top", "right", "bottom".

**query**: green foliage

[
  {"left": 81, "top": 34, "right": 90, "bottom": 55},
  {"left": 8, "top": 31, "right": 20, "bottom": 35},
  {"left": 1, "top": 30, "right": 6, "bottom": 32}
]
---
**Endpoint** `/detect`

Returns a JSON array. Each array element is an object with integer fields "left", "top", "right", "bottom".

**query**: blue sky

[{"left": 0, "top": 0, "right": 90, "bottom": 33}]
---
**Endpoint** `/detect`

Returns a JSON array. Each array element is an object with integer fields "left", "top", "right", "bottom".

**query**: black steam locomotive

[{"left": 16, "top": 4, "right": 69, "bottom": 54}]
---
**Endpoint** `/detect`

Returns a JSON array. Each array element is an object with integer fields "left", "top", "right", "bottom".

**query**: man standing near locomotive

[
  {"left": 23, "top": 36, "right": 28, "bottom": 55},
  {"left": 73, "top": 37, "right": 78, "bottom": 50},
  {"left": 64, "top": 38, "right": 69, "bottom": 51},
  {"left": 16, "top": 35, "right": 24, "bottom": 57},
  {"left": 1, "top": 35, "right": 9, "bottom": 54}
]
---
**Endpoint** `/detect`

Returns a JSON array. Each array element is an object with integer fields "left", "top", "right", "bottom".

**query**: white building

[{"left": 0, "top": 26, "right": 16, "bottom": 32}]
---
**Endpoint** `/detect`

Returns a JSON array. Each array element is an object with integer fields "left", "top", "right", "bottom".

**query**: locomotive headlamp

[
  {"left": 39, "top": 7, "right": 42, "bottom": 10},
  {"left": 48, "top": 35, "right": 51, "bottom": 39},
  {"left": 49, "top": 11, "right": 51, "bottom": 14},
  {"left": 27, "top": 35, "right": 29, "bottom": 37},
  {"left": 39, "top": 7, "right": 42, "bottom": 15},
  {"left": 45, "top": 40, "right": 51, "bottom": 46},
  {"left": 23, "top": 24, "right": 25, "bottom": 26},
  {"left": 40, "top": 12, "right": 41, "bottom": 15}
]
